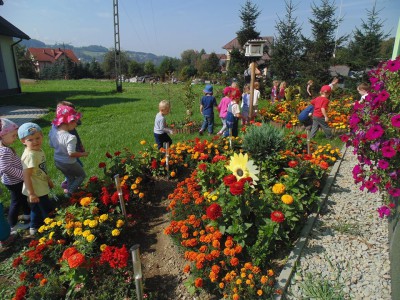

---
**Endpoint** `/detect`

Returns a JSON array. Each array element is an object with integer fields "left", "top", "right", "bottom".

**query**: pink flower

[
  {"left": 385, "top": 59, "right": 400, "bottom": 72},
  {"left": 365, "top": 125, "right": 384, "bottom": 140},
  {"left": 377, "top": 205, "right": 391, "bottom": 218},
  {"left": 389, "top": 188, "right": 400, "bottom": 197},
  {"left": 382, "top": 145, "right": 396, "bottom": 158},
  {"left": 377, "top": 159, "right": 389, "bottom": 169},
  {"left": 391, "top": 114, "right": 400, "bottom": 128}
]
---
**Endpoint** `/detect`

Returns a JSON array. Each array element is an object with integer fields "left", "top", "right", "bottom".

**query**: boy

[
  {"left": 18, "top": 122, "right": 54, "bottom": 235},
  {"left": 309, "top": 85, "right": 333, "bottom": 139},
  {"left": 154, "top": 100, "right": 173, "bottom": 150},
  {"left": 199, "top": 85, "right": 218, "bottom": 135}
]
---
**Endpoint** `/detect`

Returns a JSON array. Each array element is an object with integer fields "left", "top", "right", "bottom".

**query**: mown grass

[{"left": 0, "top": 79, "right": 343, "bottom": 204}]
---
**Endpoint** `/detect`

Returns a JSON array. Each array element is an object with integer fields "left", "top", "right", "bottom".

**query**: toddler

[
  {"left": 199, "top": 84, "right": 217, "bottom": 135},
  {"left": 224, "top": 87, "right": 241, "bottom": 138},
  {"left": 18, "top": 122, "right": 54, "bottom": 235},
  {"left": 357, "top": 82, "right": 370, "bottom": 104},
  {"left": 271, "top": 80, "right": 280, "bottom": 103},
  {"left": 217, "top": 86, "right": 232, "bottom": 135},
  {"left": 154, "top": 100, "right": 173, "bottom": 149},
  {"left": 252, "top": 81, "right": 261, "bottom": 118},
  {"left": 241, "top": 84, "right": 250, "bottom": 125},
  {"left": 0, "top": 118, "right": 30, "bottom": 232},
  {"left": 277, "top": 81, "right": 286, "bottom": 101},
  {"left": 49, "top": 106, "right": 88, "bottom": 197},
  {"left": 309, "top": 85, "right": 333, "bottom": 139}
]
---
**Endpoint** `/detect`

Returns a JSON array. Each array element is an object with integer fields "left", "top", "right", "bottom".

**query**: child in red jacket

[{"left": 309, "top": 85, "right": 333, "bottom": 139}]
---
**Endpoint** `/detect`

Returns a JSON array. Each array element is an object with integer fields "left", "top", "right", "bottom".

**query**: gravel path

[{"left": 285, "top": 147, "right": 391, "bottom": 299}]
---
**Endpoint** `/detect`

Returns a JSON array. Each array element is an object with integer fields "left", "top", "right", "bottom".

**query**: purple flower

[
  {"left": 391, "top": 114, "right": 400, "bottom": 128},
  {"left": 382, "top": 145, "right": 396, "bottom": 158},
  {"left": 370, "top": 141, "right": 380, "bottom": 151},
  {"left": 378, "top": 159, "right": 389, "bottom": 169},
  {"left": 377, "top": 205, "right": 391, "bottom": 218},
  {"left": 385, "top": 59, "right": 400, "bottom": 72},
  {"left": 366, "top": 125, "right": 384, "bottom": 140}
]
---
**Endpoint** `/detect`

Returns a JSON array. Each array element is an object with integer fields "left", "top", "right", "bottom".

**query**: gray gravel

[{"left": 285, "top": 147, "right": 391, "bottom": 300}]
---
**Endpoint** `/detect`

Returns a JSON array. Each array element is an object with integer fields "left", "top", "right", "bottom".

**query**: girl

[
  {"left": 49, "top": 105, "right": 88, "bottom": 196},
  {"left": 252, "top": 81, "right": 261, "bottom": 118},
  {"left": 277, "top": 81, "right": 286, "bottom": 101},
  {"left": 0, "top": 118, "right": 30, "bottom": 232},
  {"left": 224, "top": 88, "right": 241, "bottom": 138},
  {"left": 217, "top": 86, "right": 232, "bottom": 135},
  {"left": 271, "top": 80, "right": 280, "bottom": 103},
  {"left": 241, "top": 84, "right": 250, "bottom": 125},
  {"left": 306, "top": 80, "right": 314, "bottom": 99}
]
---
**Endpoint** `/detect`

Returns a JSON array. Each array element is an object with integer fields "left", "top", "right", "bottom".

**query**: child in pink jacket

[{"left": 217, "top": 86, "right": 232, "bottom": 135}]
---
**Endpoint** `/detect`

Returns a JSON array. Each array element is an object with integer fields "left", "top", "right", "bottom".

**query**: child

[
  {"left": 306, "top": 80, "right": 314, "bottom": 98},
  {"left": 153, "top": 100, "right": 173, "bottom": 149},
  {"left": 199, "top": 84, "right": 218, "bottom": 135},
  {"left": 224, "top": 87, "right": 241, "bottom": 138},
  {"left": 329, "top": 77, "right": 339, "bottom": 90},
  {"left": 56, "top": 101, "right": 85, "bottom": 190},
  {"left": 0, "top": 118, "right": 30, "bottom": 232},
  {"left": 277, "top": 81, "right": 286, "bottom": 101},
  {"left": 18, "top": 122, "right": 54, "bottom": 235},
  {"left": 298, "top": 105, "right": 314, "bottom": 131},
  {"left": 271, "top": 80, "right": 280, "bottom": 103},
  {"left": 49, "top": 106, "right": 88, "bottom": 196},
  {"left": 241, "top": 84, "right": 250, "bottom": 125},
  {"left": 217, "top": 86, "right": 232, "bottom": 135},
  {"left": 309, "top": 85, "right": 333, "bottom": 139},
  {"left": 252, "top": 81, "right": 261, "bottom": 118},
  {"left": 357, "top": 82, "right": 370, "bottom": 104}
]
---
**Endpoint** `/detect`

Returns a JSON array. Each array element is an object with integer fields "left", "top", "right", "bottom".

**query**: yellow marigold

[
  {"left": 260, "top": 275, "right": 268, "bottom": 284},
  {"left": 83, "top": 219, "right": 90, "bottom": 226},
  {"left": 50, "top": 222, "right": 57, "bottom": 228},
  {"left": 44, "top": 217, "right": 52, "bottom": 225},
  {"left": 100, "top": 244, "right": 107, "bottom": 251},
  {"left": 39, "top": 237, "right": 46, "bottom": 244},
  {"left": 281, "top": 194, "right": 294, "bottom": 205},
  {"left": 74, "top": 228, "right": 82, "bottom": 236},
  {"left": 49, "top": 232, "right": 55, "bottom": 240},
  {"left": 38, "top": 225, "right": 46, "bottom": 233},
  {"left": 257, "top": 290, "right": 263, "bottom": 296},
  {"left": 74, "top": 221, "right": 82, "bottom": 228},
  {"left": 135, "top": 177, "right": 142, "bottom": 184},
  {"left": 89, "top": 220, "right": 98, "bottom": 228},
  {"left": 268, "top": 269, "right": 274, "bottom": 276},
  {"left": 82, "top": 230, "right": 91, "bottom": 237},
  {"left": 236, "top": 279, "right": 242, "bottom": 285},
  {"left": 131, "top": 183, "right": 137, "bottom": 190},
  {"left": 246, "top": 279, "right": 251, "bottom": 285},
  {"left": 80, "top": 197, "right": 92, "bottom": 207},
  {"left": 116, "top": 220, "right": 125, "bottom": 228},
  {"left": 140, "top": 140, "right": 146, "bottom": 145},
  {"left": 86, "top": 234, "right": 95, "bottom": 242},
  {"left": 170, "top": 171, "right": 176, "bottom": 177},
  {"left": 112, "top": 229, "right": 120, "bottom": 236},
  {"left": 272, "top": 183, "right": 285, "bottom": 194},
  {"left": 219, "top": 282, "right": 224, "bottom": 289},
  {"left": 57, "top": 221, "right": 62, "bottom": 226},
  {"left": 99, "top": 214, "right": 108, "bottom": 222},
  {"left": 133, "top": 189, "right": 139, "bottom": 194},
  {"left": 241, "top": 272, "right": 246, "bottom": 278},
  {"left": 139, "top": 192, "right": 145, "bottom": 198}
]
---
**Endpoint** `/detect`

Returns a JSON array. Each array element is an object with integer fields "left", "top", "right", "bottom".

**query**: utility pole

[{"left": 113, "top": 0, "right": 122, "bottom": 92}]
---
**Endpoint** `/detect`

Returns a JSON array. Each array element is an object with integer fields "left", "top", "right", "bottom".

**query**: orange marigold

[
  {"left": 183, "top": 265, "right": 190, "bottom": 273},
  {"left": 230, "top": 257, "right": 239, "bottom": 266},
  {"left": 194, "top": 278, "right": 203, "bottom": 287}
]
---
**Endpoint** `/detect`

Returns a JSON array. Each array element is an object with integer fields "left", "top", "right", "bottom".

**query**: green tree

[
  {"left": 302, "top": 0, "right": 347, "bottom": 85},
  {"left": 180, "top": 65, "right": 197, "bottom": 81},
  {"left": 203, "top": 52, "right": 221, "bottom": 74},
  {"left": 144, "top": 61, "right": 156, "bottom": 76},
  {"left": 102, "top": 49, "right": 130, "bottom": 79},
  {"left": 380, "top": 37, "right": 395, "bottom": 60},
  {"left": 347, "top": 3, "right": 389, "bottom": 73},
  {"left": 226, "top": 48, "right": 247, "bottom": 83},
  {"left": 269, "top": 0, "right": 303, "bottom": 83},
  {"left": 128, "top": 60, "right": 144, "bottom": 76},
  {"left": 89, "top": 59, "right": 104, "bottom": 79},
  {"left": 15, "top": 44, "right": 36, "bottom": 78},
  {"left": 236, "top": 0, "right": 261, "bottom": 48},
  {"left": 158, "top": 57, "right": 179, "bottom": 81}
]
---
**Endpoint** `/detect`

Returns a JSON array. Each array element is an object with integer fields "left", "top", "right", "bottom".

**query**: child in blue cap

[
  {"left": 18, "top": 122, "right": 54, "bottom": 236},
  {"left": 199, "top": 84, "right": 218, "bottom": 135}
]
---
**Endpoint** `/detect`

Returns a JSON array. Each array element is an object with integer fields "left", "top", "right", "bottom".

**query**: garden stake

[
  {"left": 229, "top": 128, "right": 233, "bottom": 149},
  {"left": 164, "top": 142, "right": 170, "bottom": 178},
  {"left": 114, "top": 174, "right": 127, "bottom": 221},
  {"left": 307, "top": 129, "right": 311, "bottom": 155},
  {"left": 130, "top": 244, "right": 144, "bottom": 300}
]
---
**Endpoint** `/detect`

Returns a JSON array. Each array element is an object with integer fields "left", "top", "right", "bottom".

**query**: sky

[{"left": 2, "top": 0, "right": 399, "bottom": 58}]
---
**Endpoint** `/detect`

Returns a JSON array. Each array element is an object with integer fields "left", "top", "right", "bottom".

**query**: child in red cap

[
  {"left": 49, "top": 105, "right": 88, "bottom": 197},
  {"left": 309, "top": 85, "right": 333, "bottom": 139}
]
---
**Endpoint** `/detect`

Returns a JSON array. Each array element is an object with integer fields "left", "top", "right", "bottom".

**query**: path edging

[{"left": 273, "top": 143, "right": 348, "bottom": 299}]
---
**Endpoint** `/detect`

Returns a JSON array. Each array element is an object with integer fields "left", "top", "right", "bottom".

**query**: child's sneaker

[
  {"left": 12, "top": 223, "right": 30, "bottom": 231},
  {"left": 29, "top": 228, "right": 37, "bottom": 236},
  {"left": 61, "top": 181, "right": 68, "bottom": 189}
]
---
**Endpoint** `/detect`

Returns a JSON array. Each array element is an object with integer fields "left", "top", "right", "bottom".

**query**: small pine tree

[{"left": 236, "top": 0, "right": 261, "bottom": 48}]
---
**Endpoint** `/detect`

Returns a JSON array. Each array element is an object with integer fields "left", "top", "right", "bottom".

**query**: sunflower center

[{"left": 236, "top": 168, "right": 244, "bottom": 177}]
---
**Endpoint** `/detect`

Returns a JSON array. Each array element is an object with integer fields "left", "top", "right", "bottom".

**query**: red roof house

[{"left": 27, "top": 48, "right": 79, "bottom": 74}]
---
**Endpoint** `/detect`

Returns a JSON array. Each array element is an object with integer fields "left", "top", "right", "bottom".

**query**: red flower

[
  {"left": 13, "top": 285, "right": 28, "bottom": 300},
  {"left": 114, "top": 151, "right": 121, "bottom": 156},
  {"left": 286, "top": 123, "right": 293, "bottom": 129},
  {"left": 89, "top": 176, "right": 98, "bottom": 183},
  {"left": 318, "top": 161, "right": 329, "bottom": 170},
  {"left": 239, "top": 177, "right": 253, "bottom": 185},
  {"left": 198, "top": 163, "right": 207, "bottom": 171},
  {"left": 67, "top": 252, "right": 86, "bottom": 268},
  {"left": 99, "top": 245, "right": 129, "bottom": 269},
  {"left": 111, "top": 191, "right": 120, "bottom": 204},
  {"left": 223, "top": 174, "right": 237, "bottom": 186},
  {"left": 206, "top": 203, "right": 222, "bottom": 220},
  {"left": 98, "top": 162, "right": 106, "bottom": 168},
  {"left": 61, "top": 247, "right": 78, "bottom": 261},
  {"left": 12, "top": 257, "right": 23, "bottom": 268},
  {"left": 229, "top": 181, "right": 245, "bottom": 195},
  {"left": 101, "top": 187, "right": 111, "bottom": 205},
  {"left": 288, "top": 160, "right": 298, "bottom": 168},
  {"left": 106, "top": 152, "right": 112, "bottom": 158},
  {"left": 212, "top": 155, "right": 227, "bottom": 163},
  {"left": 151, "top": 159, "right": 158, "bottom": 169},
  {"left": 271, "top": 211, "right": 285, "bottom": 223}
]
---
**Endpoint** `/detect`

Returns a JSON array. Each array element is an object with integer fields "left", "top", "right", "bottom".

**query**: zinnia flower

[
  {"left": 229, "top": 181, "right": 245, "bottom": 195},
  {"left": 67, "top": 252, "right": 86, "bottom": 268},
  {"left": 272, "top": 183, "right": 285, "bottom": 194},
  {"left": 271, "top": 211, "right": 285, "bottom": 223},
  {"left": 206, "top": 203, "right": 222, "bottom": 220},
  {"left": 281, "top": 194, "right": 294, "bottom": 205},
  {"left": 223, "top": 174, "right": 237, "bottom": 186}
]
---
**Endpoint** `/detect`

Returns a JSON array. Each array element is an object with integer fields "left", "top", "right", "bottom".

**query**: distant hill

[{"left": 21, "top": 39, "right": 169, "bottom": 65}]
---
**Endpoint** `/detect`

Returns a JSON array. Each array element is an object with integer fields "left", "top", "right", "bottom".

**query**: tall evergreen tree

[
  {"left": 203, "top": 52, "right": 221, "bottom": 74},
  {"left": 302, "top": 0, "right": 347, "bottom": 85},
  {"left": 236, "top": 0, "right": 261, "bottom": 48},
  {"left": 347, "top": 2, "right": 389, "bottom": 72},
  {"left": 269, "top": 0, "right": 303, "bottom": 83}
]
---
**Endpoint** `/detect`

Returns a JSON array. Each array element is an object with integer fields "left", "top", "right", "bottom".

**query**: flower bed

[{"left": 6, "top": 125, "right": 343, "bottom": 299}]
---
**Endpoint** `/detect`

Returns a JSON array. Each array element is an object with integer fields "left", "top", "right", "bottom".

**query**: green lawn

[{"left": 0, "top": 79, "right": 342, "bottom": 204}]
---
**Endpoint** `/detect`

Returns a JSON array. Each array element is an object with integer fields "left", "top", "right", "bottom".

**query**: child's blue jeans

[
  {"left": 200, "top": 115, "right": 214, "bottom": 134},
  {"left": 30, "top": 195, "right": 53, "bottom": 229}
]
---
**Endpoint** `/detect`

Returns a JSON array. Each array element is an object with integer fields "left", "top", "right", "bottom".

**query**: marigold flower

[
  {"left": 230, "top": 257, "right": 239, "bottom": 266},
  {"left": 281, "top": 194, "right": 294, "bottom": 205},
  {"left": 257, "top": 289, "right": 263, "bottom": 296},
  {"left": 183, "top": 265, "right": 190, "bottom": 273},
  {"left": 80, "top": 197, "right": 92, "bottom": 206},
  {"left": 116, "top": 220, "right": 125, "bottom": 228},
  {"left": 100, "top": 244, "right": 107, "bottom": 251},
  {"left": 86, "top": 234, "right": 95, "bottom": 242},
  {"left": 67, "top": 252, "right": 85, "bottom": 268},
  {"left": 112, "top": 229, "right": 120, "bottom": 236},
  {"left": 40, "top": 278, "right": 48, "bottom": 286},
  {"left": 140, "top": 140, "right": 146, "bottom": 145},
  {"left": 194, "top": 278, "right": 203, "bottom": 287},
  {"left": 99, "top": 214, "right": 109, "bottom": 222},
  {"left": 272, "top": 183, "right": 285, "bottom": 194},
  {"left": 233, "top": 294, "right": 240, "bottom": 300}
]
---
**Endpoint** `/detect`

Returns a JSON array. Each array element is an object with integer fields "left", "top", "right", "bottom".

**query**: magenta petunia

[
  {"left": 377, "top": 205, "right": 391, "bottom": 218},
  {"left": 382, "top": 145, "right": 396, "bottom": 158},
  {"left": 365, "top": 125, "right": 384, "bottom": 140},
  {"left": 378, "top": 159, "right": 389, "bottom": 169},
  {"left": 377, "top": 90, "right": 390, "bottom": 102},
  {"left": 389, "top": 188, "right": 400, "bottom": 197},
  {"left": 391, "top": 114, "right": 400, "bottom": 128},
  {"left": 385, "top": 59, "right": 400, "bottom": 72}
]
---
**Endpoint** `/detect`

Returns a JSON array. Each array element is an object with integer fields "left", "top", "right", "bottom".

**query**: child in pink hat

[{"left": 49, "top": 105, "right": 88, "bottom": 197}]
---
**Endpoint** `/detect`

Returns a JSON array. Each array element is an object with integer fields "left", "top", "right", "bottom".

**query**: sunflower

[{"left": 226, "top": 153, "right": 259, "bottom": 183}]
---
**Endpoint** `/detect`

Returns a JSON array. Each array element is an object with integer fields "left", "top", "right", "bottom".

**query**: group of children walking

[{"left": 0, "top": 101, "right": 87, "bottom": 246}]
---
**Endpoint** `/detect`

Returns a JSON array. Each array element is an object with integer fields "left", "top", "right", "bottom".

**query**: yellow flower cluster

[{"left": 204, "top": 191, "right": 219, "bottom": 202}]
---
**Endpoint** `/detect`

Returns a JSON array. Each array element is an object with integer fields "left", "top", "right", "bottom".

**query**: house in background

[
  {"left": 27, "top": 48, "right": 79, "bottom": 75},
  {"left": 222, "top": 36, "right": 274, "bottom": 71},
  {"left": 0, "top": 16, "right": 30, "bottom": 96}
]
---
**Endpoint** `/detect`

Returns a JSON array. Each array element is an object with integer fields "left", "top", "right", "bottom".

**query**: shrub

[{"left": 242, "top": 123, "right": 285, "bottom": 161}]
